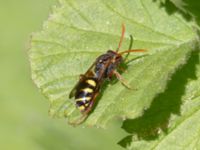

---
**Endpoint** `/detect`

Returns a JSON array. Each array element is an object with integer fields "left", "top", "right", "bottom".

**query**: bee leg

[
  {"left": 82, "top": 101, "right": 94, "bottom": 116},
  {"left": 113, "top": 70, "right": 133, "bottom": 90},
  {"left": 68, "top": 105, "right": 91, "bottom": 126},
  {"left": 83, "top": 91, "right": 99, "bottom": 115},
  {"left": 69, "top": 114, "right": 87, "bottom": 126},
  {"left": 118, "top": 66, "right": 127, "bottom": 73},
  {"left": 69, "top": 92, "right": 99, "bottom": 126}
]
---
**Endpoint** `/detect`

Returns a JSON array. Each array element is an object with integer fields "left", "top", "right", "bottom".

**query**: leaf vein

[{"left": 102, "top": 1, "right": 183, "bottom": 43}]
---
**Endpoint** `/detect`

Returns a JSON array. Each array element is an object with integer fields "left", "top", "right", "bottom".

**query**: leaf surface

[
  {"left": 29, "top": 0, "right": 198, "bottom": 127},
  {"left": 119, "top": 50, "right": 200, "bottom": 150}
]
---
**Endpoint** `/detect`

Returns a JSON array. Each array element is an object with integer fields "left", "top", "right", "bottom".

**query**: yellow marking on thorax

[
  {"left": 86, "top": 79, "right": 96, "bottom": 87},
  {"left": 76, "top": 97, "right": 91, "bottom": 102},
  {"left": 81, "top": 88, "right": 93, "bottom": 93}
]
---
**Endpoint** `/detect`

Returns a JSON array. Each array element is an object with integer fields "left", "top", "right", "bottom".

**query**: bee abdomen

[
  {"left": 76, "top": 97, "right": 91, "bottom": 111},
  {"left": 75, "top": 78, "right": 97, "bottom": 112}
]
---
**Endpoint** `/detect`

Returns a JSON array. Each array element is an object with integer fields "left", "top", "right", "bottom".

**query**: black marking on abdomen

[
  {"left": 74, "top": 78, "right": 97, "bottom": 111},
  {"left": 75, "top": 90, "right": 92, "bottom": 99}
]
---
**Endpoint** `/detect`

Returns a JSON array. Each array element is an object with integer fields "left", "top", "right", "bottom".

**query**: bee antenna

[
  {"left": 129, "top": 35, "right": 133, "bottom": 50},
  {"left": 124, "top": 35, "right": 134, "bottom": 61},
  {"left": 119, "top": 35, "right": 147, "bottom": 55},
  {"left": 116, "top": 23, "right": 125, "bottom": 52},
  {"left": 119, "top": 49, "right": 147, "bottom": 55}
]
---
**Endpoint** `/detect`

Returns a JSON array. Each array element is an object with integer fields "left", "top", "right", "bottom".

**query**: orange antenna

[
  {"left": 116, "top": 23, "right": 125, "bottom": 52},
  {"left": 119, "top": 49, "right": 147, "bottom": 55}
]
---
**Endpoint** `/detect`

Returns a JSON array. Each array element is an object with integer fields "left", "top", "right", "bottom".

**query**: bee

[{"left": 69, "top": 24, "right": 146, "bottom": 125}]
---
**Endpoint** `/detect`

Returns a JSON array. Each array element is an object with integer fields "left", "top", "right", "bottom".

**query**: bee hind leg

[
  {"left": 69, "top": 92, "right": 99, "bottom": 126},
  {"left": 83, "top": 91, "right": 99, "bottom": 115}
]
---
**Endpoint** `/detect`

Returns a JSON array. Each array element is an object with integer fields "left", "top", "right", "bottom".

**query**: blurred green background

[{"left": 0, "top": 1, "right": 125, "bottom": 149}]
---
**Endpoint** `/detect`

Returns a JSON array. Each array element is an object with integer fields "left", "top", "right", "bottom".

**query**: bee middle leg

[{"left": 113, "top": 70, "right": 133, "bottom": 90}]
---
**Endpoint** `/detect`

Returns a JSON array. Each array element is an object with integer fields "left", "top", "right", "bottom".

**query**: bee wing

[
  {"left": 69, "top": 86, "right": 77, "bottom": 99},
  {"left": 69, "top": 79, "right": 81, "bottom": 99},
  {"left": 69, "top": 60, "right": 97, "bottom": 99},
  {"left": 69, "top": 55, "right": 111, "bottom": 99}
]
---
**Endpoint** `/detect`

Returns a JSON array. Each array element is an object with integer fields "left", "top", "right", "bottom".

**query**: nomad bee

[{"left": 69, "top": 24, "right": 146, "bottom": 124}]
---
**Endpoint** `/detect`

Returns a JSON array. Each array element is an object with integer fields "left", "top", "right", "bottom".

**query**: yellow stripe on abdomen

[
  {"left": 86, "top": 79, "right": 96, "bottom": 87},
  {"left": 76, "top": 97, "right": 91, "bottom": 102},
  {"left": 78, "top": 105, "right": 85, "bottom": 111},
  {"left": 81, "top": 88, "right": 93, "bottom": 93}
]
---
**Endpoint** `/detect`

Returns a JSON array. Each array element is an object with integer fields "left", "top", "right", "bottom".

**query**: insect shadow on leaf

[
  {"left": 120, "top": 49, "right": 199, "bottom": 146},
  {"left": 153, "top": 0, "right": 200, "bottom": 26}
]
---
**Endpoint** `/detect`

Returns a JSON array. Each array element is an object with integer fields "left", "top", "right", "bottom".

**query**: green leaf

[
  {"left": 29, "top": 0, "right": 199, "bottom": 127},
  {"left": 167, "top": 0, "right": 200, "bottom": 27},
  {"left": 119, "top": 50, "right": 200, "bottom": 150}
]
